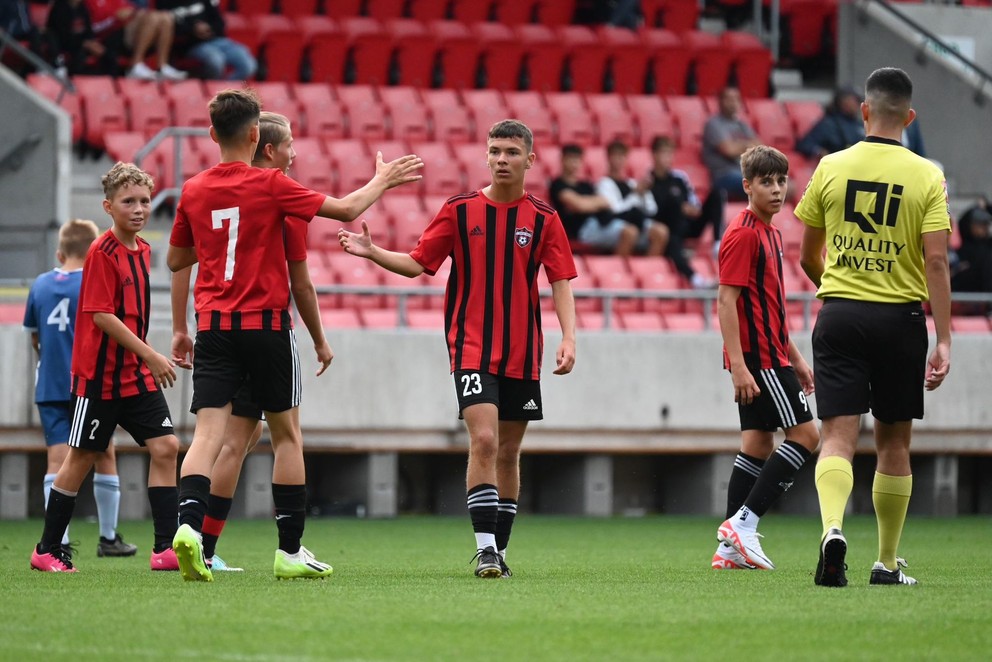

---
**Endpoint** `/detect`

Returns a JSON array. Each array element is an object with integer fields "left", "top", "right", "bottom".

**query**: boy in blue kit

[{"left": 23, "top": 218, "right": 137, "bottom": 559}]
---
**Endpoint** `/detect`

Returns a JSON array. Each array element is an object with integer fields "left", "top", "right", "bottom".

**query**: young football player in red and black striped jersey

[
  {"left": 167, "top": 89, "right": 422, "bottom": 582},
  {"left": 713, "top": 145, "right": 820, "bottom": 571},
  {"left": 31, "top": 163, "right": 181, "bottom": 573},
  {"left": 338, "top": 119, "right": 577, "bottom": 578}
]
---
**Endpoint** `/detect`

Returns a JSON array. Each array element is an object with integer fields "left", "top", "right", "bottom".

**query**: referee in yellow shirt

[{"left": 796, "top": 67, "right": 952, "bottom": 588}]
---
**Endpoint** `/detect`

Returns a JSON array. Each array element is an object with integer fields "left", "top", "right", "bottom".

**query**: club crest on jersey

[{"left": 514, "top": 227, "right": 533, "bottom": 247}]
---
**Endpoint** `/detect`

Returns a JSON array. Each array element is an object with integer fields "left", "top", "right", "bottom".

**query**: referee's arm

[{"left": 798, "top": 225, "right": 827, "bottom": 288}]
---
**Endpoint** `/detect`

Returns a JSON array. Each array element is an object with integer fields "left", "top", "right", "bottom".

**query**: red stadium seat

[
  {"left": 581, "top": 144, "right": 609, "bottom": 181},
  {"left": 452, "top": 143, "right": 491, "bottom": 192},
  {"left": 429, "top": 20, "right": 481, "bottom": 89},
  {"left": 222, "top": 13, "right": 261, "bottom": 55},
  {"left": 545, "top": 92, "right": 595, "bottom": 147},
  {"left": 411, "top": 0, "right": 453, "bottom": 20},
  {"left": 320, "top": 308, "right": 362, "bottom": 329},
  {"left": 631, "top": 265, "right": 683, "bottom": 314},
  {"left": 628, "top": 255, "right": 675, "bottom": 280},
  {"left": 232, "top": 0, "right": 272, "bottom": 15},
  {"left": 747, "top": 98, "right": 794, "bottom": 152},
  {"left": 665, "top": 95, "right": 708, "bottom": 151},
  {"left": 682, "top": 30, "right": 732, "bottom": 96},
  {"left": 74, "top": 76, "right": 126, "bottom": 150},
  {"left": 406, "top": 308, "right": 446, "bottom": 329},
  {"left": 324, "top": 0, "right": 363, "bottom": 18},
  {"left": 119, "top": 79, "right": 173, "bottom": 139},
  {"left": 496, "top": 0, "right": 539, "bottom": 24},
  {"left": 784, "top": 99, "right": 824, "bottom": 141},
  {"left": 657, "top": 0, "right": 700, "bottom": 32},
  {"left": 291, "top": 151, "right": 336, "bottom": 195},
  {"left": 382, "top": 270, "right": 431, "bottom": 311},
  {"left": 503, "top": 91, "right": 554, "bottom": 145},
  {"left": 514, "top": 24, "right": 565, "bottom": 93},
  {"left": 293, "top": 84, "right": 345, "bottom": 140},
  {"left": 461, "top": 89, "right": 509, "bottom": 142},
  {"left": 536, "top": 0, "right": 575, "bottom": 25},
  {"left": 333, "top": 260, "right": 385, "bottom": 309},
  {"left": 640, "top": 29, "right": 689, "bottom": 96},
  {"left": 104, "top": 131, "right": 147, "bottom": 165},
  {"left": 376, "top": 193, "right": 424, "bottom": 217},
  {"left": 421, "top": 89, "right": 472, "bottom": 144},
  {"left": 27, "top": 75, "right": 84, "bottom": 143},
  {"left": 165, "top": 79, "right": 210, "bottom": 129},
  {"left": 781, "top": 0, "right": 834, "bottom": 59},
  {"left": 254, "top": 15, "right": 303, "bottom": 83},
  {"left": 390, "top": 207, "right": 430, "bottom": 251},
  {"left": 625, "top": 94, "right": 675, "bottom": 147},
  {"left": 385, "top": 19, "right": 436, "bottom": 88},
  {"left": 592, "top": 271, "right": 640, "bottom": 314},
  {"left": 366, "top": 139, "right": 411, "bottom": 164},
  {"left": 585, "top": 94, "right": 635, "bottom": 147},
  {"left": 598, "top": 25, "right": 650, "bottom": 95},
  {"left": 280, "top": 0, "right": 320, "bottom": 19},
  {"left": 379, "top": 87, "right": 430, "bottom": 143},
  {"left": 618, "top": 311, "right": 666, "bottom": 331},
  {"left": 472, "top": 22, "right": 525, "bottom": 91},
  {"left": 451, "top": 0, "right": 495, "bottom": 22},
  {"left": 951, "top": 316, "right": 992, "bottom": 333},
  {"left": 556, "top": 25, "right": 608, "bottom": 94},
  {"left": 252, "top": 80, "right": 299, "bottom": 122},
  {"left": 340, "top": 17, "right": 390, "bottom": 86},
  {"left": 337, "top": 85, "right": 387, "bottom": 141},
  {"left": 325, "top": 138, "right": 374, "bottom": 192},
  {"left": 365, "top": 0, "right": 406, "bottom": 20},
  {"left": 408, "top": 141, "right": 465, "bottom": 196},
  {"left": 663, "top": 312, "right": 707, "bottom": 331},
  {"left": 298, "top": 16, "right": 347, "bottom": 85},
  {"left": 723, "top": 31, "right": 773, "bottom": 98},
  {"left": 360, "top": 307, "right": 400, "bottom": 328}
]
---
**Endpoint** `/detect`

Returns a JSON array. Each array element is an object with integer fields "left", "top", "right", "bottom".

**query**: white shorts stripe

[
  {"left": 761, "top": 369, "right": 797, "bottom": 428},
  {"left": 68, "top": 397, "right": 88, "bottom": 448},
  {"left": 289, "top": 330, "right": 301, "bottom": 408}
]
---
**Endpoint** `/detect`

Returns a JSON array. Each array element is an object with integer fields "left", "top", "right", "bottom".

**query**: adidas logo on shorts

[
  {"left": 522, "top": 399, "right": 538, "bottom": 411},
  {"left": 161, "top": 417, "right": 172, "bottom": 427}
]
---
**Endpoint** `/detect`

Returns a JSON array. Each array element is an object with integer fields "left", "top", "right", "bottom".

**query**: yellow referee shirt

[{"left": 794, "top": 137, "right": 950, "bottom": 303}]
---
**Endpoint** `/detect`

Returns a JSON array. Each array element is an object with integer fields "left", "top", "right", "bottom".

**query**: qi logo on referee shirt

[{"left": 844, "top": 180, "right": 903, "bottom": 234}]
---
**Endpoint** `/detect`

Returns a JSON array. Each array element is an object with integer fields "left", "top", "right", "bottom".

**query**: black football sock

[
  {"left": 273, "top": 483, "right": 307, "bottom": 555},
  {"left": 745, "top": 440, "right": 812, "bottom": 516},
  {"left": 147, "top": 486, "right": 178, "bottom": 553}
]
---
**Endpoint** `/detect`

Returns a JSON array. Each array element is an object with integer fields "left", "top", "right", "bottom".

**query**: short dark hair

[
  {"left": 740, "top": 145, "right": 789, "bottom": 180},
  {"left": 561, "top": 143, "right": 584, "bottom": 157},
  {"left": 208, "top": 88, "right": 262, "bottom": 143},
  {"left": 606, "top": 140, "right": 628, "bottom": 156},
  {"left": 650, "top": 136, "right": 675, "bottom": 153},
  {"left": 488, "top": 119, "right": 533, "bottom": 152},
  {"left": 865, "top": 67, "right": 912, "bottom": 121}
]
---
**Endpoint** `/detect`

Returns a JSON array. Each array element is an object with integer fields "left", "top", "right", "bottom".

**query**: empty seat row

[
  {"left": 220, "top": 0, "right": 578, "bottom": 25},
  {"left": 218, "top": 15, "right": 772, "bottom": 96},
  {"left": 29, "top": 73, "right": 822, "bottom": 158}
]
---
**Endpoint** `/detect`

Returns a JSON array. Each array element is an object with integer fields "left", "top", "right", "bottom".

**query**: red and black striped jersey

[
  {"left": 71, "top": 230, "right": 158, "bottom": 399},
  {"left": 718, "top": 208, "right": 791, "bottom": 370},
  {"left": 170, "top": 162, "right": 325, "bottom": 332},
  {"left": 410, "top": 190, "right": 577, "bottom": 380}
]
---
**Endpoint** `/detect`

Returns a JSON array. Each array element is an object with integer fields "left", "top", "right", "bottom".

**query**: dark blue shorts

[{"left": 37, "top": 402, "right": 73, "bottom": 447}]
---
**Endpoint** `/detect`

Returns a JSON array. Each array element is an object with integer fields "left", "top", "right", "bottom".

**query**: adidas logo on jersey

[
  {"left": 122, "top": 276, "right": 133, "bottom": 286},
  {"left": 522, "top": 399, "right": 538, "bottom": 411},
  {"left": 470, "top": 225, "right": 484, "bottom": 237},
  {"left": 161, "top": 417, "right": 172, "bottom": 427}
]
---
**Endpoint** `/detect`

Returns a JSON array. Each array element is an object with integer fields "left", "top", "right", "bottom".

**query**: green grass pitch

[{"left": 2, "top": 515, "right": 990, "bottom": 661}]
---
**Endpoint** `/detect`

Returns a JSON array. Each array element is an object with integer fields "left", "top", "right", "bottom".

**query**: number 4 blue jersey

[{"left": 23, "top": 268, "right": 82, "bottom": 403}]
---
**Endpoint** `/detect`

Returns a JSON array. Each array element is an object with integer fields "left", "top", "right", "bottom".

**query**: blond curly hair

[{"left": 101, "top": 162, "right": 155, "bottom": 200}]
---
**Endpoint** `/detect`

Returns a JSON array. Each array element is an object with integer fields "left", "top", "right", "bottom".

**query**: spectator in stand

[
  {"left": 47, "top": 0, "right": 119, "bottom": 76},
  {"left": 573, "top": 0, "right": 642, "bottom": 28},
  {"left": 84, "top": 0, "right": 187, "bottom": 79},
  {"left": 951, "top": 202, "right": 992, "bottom": 305},
  {"left": 548, "top": 144, "right": 618, "bottom": 250},
  {"left": 160, "top": 0, "right": 256, "bottom": 81},
  {"left": 796, "top": 86, "right": 865, "bottom": 160},
  {"left": 597, "top": 140, "right": 668, "bottom": 256},
  {"left": 648, "top": 136, "right": 715, "bottom": 288},
  {"left": 1, "top": 0, "right": 59, "bottom": 73},
  {"left": 701, "top": 86, "right": 760, "bottom": 253}
]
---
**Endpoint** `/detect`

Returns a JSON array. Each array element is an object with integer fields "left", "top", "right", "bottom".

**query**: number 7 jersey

[{"left": 170, "top": 161, "right": 326, "bottom": 331}]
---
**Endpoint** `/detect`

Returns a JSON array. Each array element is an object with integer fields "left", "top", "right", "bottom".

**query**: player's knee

[
  {"left": 790, "top": 422, "right": 821, "bottom": 452},
  {"left": 146, "top": 434, "right": 180, "bottom": 463}
]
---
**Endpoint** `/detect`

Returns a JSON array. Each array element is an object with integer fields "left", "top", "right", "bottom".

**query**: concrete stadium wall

[
  {"left": 0, "top": 68, "right": 71, "bottom": 279},
  {"left": 837, "top": 2, "right": 992, "bottom": 197},
  {"left": 2, "top": 325, "right": 991, "bottom": 520}
]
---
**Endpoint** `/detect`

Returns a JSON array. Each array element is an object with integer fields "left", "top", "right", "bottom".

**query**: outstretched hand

[
  {"left": 338, "top": 220, "right": 374, "bottom": 258},
  {"left": 376, "top": 151, "right": 424, "bottom": 189}
]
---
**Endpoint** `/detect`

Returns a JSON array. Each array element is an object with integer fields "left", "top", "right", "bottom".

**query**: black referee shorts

[
  {"left": 812, "top": 298, "right": 928, "bottom": 423},
  {"left": 191, "top": 329, "right": 301, "bottom": 414}
]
